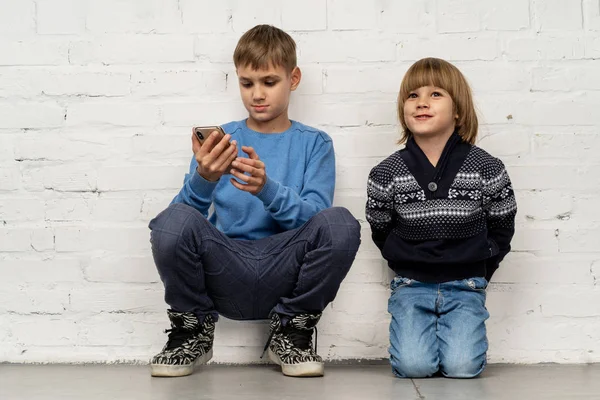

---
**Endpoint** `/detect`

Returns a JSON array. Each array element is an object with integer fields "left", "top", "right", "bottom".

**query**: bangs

[{"left": 400, "top": 58, "right": 456, "bottom": 99}]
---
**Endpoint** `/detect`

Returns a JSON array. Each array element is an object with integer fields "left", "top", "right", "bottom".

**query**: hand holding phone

[{"left": 192, "top": 126, "right": 237, "bottom": 182}]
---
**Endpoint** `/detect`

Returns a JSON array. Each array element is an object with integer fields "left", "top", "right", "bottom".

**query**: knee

[
  {"left": 149, "top": 203, "right": 208, "bottom": 253},
  {"left": 390, "top": 354, "right": 438, "bottom": 379},
  {"left": 316, "top": 207, "right": 361, "bottom": 250},
  {"left": 440, "top": 354, "right": 486, "bottom": 378}
]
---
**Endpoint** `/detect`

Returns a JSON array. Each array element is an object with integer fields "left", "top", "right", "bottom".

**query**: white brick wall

[{"left": 0, "top": 0, "right": 599, "bottom": 365}]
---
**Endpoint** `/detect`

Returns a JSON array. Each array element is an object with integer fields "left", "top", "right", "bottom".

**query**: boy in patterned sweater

[{"left": 366, "top": 58, "right": 517, "bottom": 379}]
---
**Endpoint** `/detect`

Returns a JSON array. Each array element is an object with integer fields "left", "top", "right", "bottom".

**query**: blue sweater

[{"left": 171, "top": 120, "right": 335, "bottom": 240}]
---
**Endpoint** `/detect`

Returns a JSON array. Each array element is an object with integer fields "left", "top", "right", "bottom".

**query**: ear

[{"left": 290, "top": 66, "right": 302, "bottom": 91}]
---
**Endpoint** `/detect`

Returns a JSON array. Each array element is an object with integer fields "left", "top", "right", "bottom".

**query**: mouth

[
  {"left": 252, "top": 105, "right": 269, "bottom": 112},
  {"left": 414, "top": 114, "right": 433, "bottom": 120}
]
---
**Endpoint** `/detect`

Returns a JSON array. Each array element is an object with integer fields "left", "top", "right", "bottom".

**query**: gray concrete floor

[{"left": 0, "top": 364, "right": 599, "bottom": 400}]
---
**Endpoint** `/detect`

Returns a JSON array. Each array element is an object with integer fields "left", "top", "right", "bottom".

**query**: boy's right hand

[{"left": 192, "top": 129, "right": 238, "bottom": 182}]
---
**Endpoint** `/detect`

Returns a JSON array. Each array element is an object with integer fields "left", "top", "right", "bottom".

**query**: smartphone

[{"left": 193, "top": 126, "right": 227, "bottom": 144}]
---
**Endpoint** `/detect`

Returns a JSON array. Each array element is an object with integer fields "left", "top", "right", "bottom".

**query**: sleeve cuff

[
  {"left": 189, "top": 169, "right": 219, "bottom": 198},
  {"left": 256, "top": 177, "right": 280, "bottom": 206}
]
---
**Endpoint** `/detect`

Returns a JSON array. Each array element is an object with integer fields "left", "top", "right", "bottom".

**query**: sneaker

[
  {"left": 150, "top": 310, "right": 215, "bottom": 377},
  {"left": 264, "top": 313, "right": 324, "bottom": 377}
]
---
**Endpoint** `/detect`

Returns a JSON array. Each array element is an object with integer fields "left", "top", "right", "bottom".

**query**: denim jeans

[
  {"left": 388, "top": 276, "right": 490, "bottom": 379},
  {"left": 149, "top": 203, "right": 361, "bottom": 323}
]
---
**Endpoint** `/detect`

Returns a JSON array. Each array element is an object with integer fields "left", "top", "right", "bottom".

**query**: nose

[
  {"left": 417, "top": 98, "right": 429, "bottom": 109},
  {"left": 252, "top": 85, "right": 265, "bottom": 102}
]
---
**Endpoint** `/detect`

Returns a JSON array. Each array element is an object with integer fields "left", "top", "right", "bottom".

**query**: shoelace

[
  {"left": 164, "top": 327, "right": 195, "bottom": 350},
  {"left": 260, "top": 326, "right": 318, "bottom": 358}
]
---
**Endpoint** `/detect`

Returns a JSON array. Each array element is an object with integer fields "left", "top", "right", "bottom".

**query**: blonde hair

[
  {"left": 233, "top": 25, "right": 297, "bottom": 74},
  {"left": 397, "top": 58, "right": 478, "bottom": 145}
]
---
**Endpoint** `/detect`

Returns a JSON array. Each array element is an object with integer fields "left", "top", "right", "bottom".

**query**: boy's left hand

[{"left": 230, "top": 146, "right": 267, "bottom": 195}]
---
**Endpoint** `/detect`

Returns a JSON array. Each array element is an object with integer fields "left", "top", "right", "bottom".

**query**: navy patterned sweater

[{"left": 366, "top": 133, "right": 517, "bottom": 282}]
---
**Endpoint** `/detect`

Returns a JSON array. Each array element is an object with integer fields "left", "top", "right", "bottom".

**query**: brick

[
  {"left": 329, "top": 126, "right": 400, "bottom": 158},
  {"left": 11, "top": 316, "right": 81, "bottom": 346},
  {"left": 91, "top": 195, "right": 142, "bottom": 222},
  {"left": 0, "top": 286, "right": 69, "bottom": 314},
  {"left": 0, "top": 257, "right": 83, "bottom": 283},
  {"left": 37, "top": 0, "right": 86, "bottom": 34},
  {"left": 0, "top": 229, "right": 33, "bottom": 252},
  {"left": 230, "top": 0, "right": 282, "bottom": 32},
  {"left": 69, "top": 36, "right": 195, "bottom": 65},
  {"left": 15, "top": 135, "right": 109, "bottom": 162},
  {"left": 481, "top": 0, "right": 530, "bottom": 31},
  {"left": 510, "top": 165, "right": 600, "bottom": 190},
  {"left": 131, "top": 70, "right": 226, "bottom": 97},
  {"left": 86, "top": 0, "right": 181, "bottom": 34},
  {"left": 40, "top": 71, "right": 131, "bottom": 97},
  {"left": 0, "top": 0, "right": 35, "bottom": 35},
  {"left": 31, "top": 229, "right": 54, "bottom": 252},
  {"left": 584, "top": 36, "right": 600, "bottom": 58},
  {"left": 66, "top": 103, "right": 161, "bottom": 127},
  {"left": 324, "top": 67, "right": 405, "bottom": 94},
  {"left": 399, "top": 37, "right": 497, "bottom": 61},
  {"left": 140, "top": 192, "right": 173, "bottom": 220},
  {"left": 542, "top": 288, "right": 600, "bottom": 317},
  {"left": 0, "top": 198, "right": 45, "bottom": 222},
  {"left": 297, "top": 33, "right": 397, "bottom": 63},
  {"left": 162, "top": 102, "right": 244, "bottom": 127},
  {"left": 327, "top": 0, "right": 380, "bottom": 31},
  {"left": 533, "top": 133, "right": 600, "bottom": 160},
  {"left": 0, "top": 165, "right": 20, "bottom": 192},
  {"left": 0, "top": 103, "right": 64, "bottom": 129},
  {"left": 85, "top": 256, "right": 159, "bottom": 283},
  {"left": 494, "top": 253, "right": 595, "bottom": 284},
  {"left": 534, "top": 0, "right": 583, "bottom": 31},
  {"left": 511, "top": 228, "right": 559, "bottom": 252},
  {"left": 478, "top": 126, "right": 531, "bottom": 157},
  {"left": 379, "top": 1, "right": 433, "bottom": 33},
  {"left": 21, "top": 163, "right": 98, "bottom": 192},
  {"left": 515, "top": 190, "right": 573, "bottom": 223},
  {"left": 524, "top": 95, "right": 600, "bottom": 125},
  {"left": 559, "top": 229, "right": 600, "bottom": 253},
  {"left": 97, "top": 165, "right": 184, "bottom": 191},
  {"left": 45, "top": 195, "right": 95, "bottom": 222},
  {"left": 506, "top": 37, "right": 585, "bottom": 60},
  {"left": 0, "top": 39, "right": 69, "bottom": 66},
  {"left": 179, "top": 0, "right": 231, "bottom": 33},
  {"left": 54, "top": 227, "right": 151, "bottom": 252},
  {"left": 584, "top": 0, "right": 600, "bottom": 31},
  {"left": 69, "top": 285, "right": 164, "bottom": 313},
  {"left": 532, "top": 64, "right": 600, "bottom": 91},
  {"left": 460, "top": 63, "right": 531, "bottom": 92},
  {"left": 195, "top": 34, "right": 239, "bottom": 63},
  {"left": 436, "top": 0, "right": 480, "bottom": 33},
  {"left": 295, "top": 66, "right": 323, "bottom": 95},
  {"left": 290, "top": 99, "right": 396, "bottom": 127},
  {"left": 281, "top": 0, "right": 327, "bottom": 31}
]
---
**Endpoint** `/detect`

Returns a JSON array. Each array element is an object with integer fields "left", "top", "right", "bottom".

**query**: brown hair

[
  {"left": 397, "top": 57, "right": 478, "bottom": 145},
  {"left": 233, "top": 25, "right": 297, "bottom": 74}
]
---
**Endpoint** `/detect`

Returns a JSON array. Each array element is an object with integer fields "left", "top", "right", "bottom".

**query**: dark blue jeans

[{"left": 149, "top": 203, "right": 361, "bottom": 323}]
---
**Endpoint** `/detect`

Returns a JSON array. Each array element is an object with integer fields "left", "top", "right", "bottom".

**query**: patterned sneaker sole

[
  {"left": 150, "top": 349, "right": 213, "bottom": 377},
  {"left": 267, "top": 348, "right": 324, "bottom": 377}
]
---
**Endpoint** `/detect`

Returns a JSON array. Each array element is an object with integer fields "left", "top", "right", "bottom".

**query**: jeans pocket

[
  {"left": 391, "top": 276, "right": 414, "bottom": 293},
  {"left": 463, "top": 276, "right": 488, "bottom": 292}
]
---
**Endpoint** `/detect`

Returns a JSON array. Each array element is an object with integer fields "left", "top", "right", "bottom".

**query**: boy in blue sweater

[{"left": 148, "top": 25, "right": 361, "bottom": 378}]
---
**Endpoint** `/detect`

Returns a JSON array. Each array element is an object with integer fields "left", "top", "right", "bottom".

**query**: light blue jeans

[{"left": 388, "top": 276, "right": 490, "bottom": 379}]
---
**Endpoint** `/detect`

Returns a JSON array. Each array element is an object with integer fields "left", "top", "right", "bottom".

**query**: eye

[
  {"left": 407, "top": 93, "right": 417, "bottom": 99},
  {"left": 264, "top": 81, "right": 276, "bottom": 87},
  {"left": 432, "top": 91, "right": 442, "bottom": 97},
  {"left": 240, "top": 82, "right": 252, "bottom": 88}
]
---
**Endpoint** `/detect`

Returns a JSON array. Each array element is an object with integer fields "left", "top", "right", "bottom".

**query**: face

[
  {"left": 237, "top": 64, "right": 301, "bottom": 130},
  {"left": 403, "top": 85, "right": 458, "bottom": 139}
]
